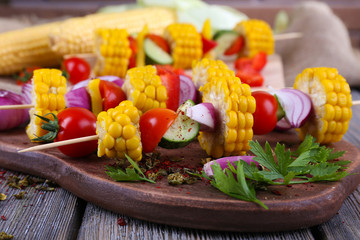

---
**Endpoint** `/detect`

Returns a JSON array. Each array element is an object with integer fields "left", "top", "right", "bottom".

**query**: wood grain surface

[{"left": 0, "top": 128, "right": 359, "bottom": 233}]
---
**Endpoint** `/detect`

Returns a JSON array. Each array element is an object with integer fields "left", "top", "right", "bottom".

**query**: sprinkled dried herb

[
  {"left": 13, "top": 191, "right": 25, "bottom": 199},
  {"left": 0, "top": 232, "right": 14, "bottom": 240},
  {"left": 0, "top": 193, "right": 7, "bottom": 201}
]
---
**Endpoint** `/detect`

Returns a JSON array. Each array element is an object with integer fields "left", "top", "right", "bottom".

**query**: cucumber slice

[
  {"left": 159, "top": 100, "right": 200, "bottom": 149},
  {"left": 144, "top": 38, "right": 173, "bottom": 65},
  {"left": 213, "top": 30, "right": 240, "bottom": 57}
]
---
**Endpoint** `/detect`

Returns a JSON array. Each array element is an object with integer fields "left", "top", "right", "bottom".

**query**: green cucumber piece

[
  {"left": 158, "top": 100, "right": 200, "bottom": 149},
  {"left": 144, "top": 38, "right": 173, "bottom": 65},
  {"left": 213, "top": 30, "right": 239, "bottom": 57}
]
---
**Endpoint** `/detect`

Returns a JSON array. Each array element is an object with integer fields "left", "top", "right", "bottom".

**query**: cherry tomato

[
  {"left": 14, "top": 66, "right": 40, "bottom": 85},
  {"left": 224, "top": 36, "right": 244, "bottom": 56},
  {"left": 99, "top": 80, "right": 127, "bottom": 111},
  {"left": 139, "top": 108, "right": 178, "bottom": 153},
  {"left": 62, "top": 57, "right": 91, "bottom": 85},
  {"left": 128, "top": 36, "right": 137, "bottom": 69},
  {"left": 201, "top": 36, "right": 217, "bottom": 55},
  {"left": 252, "top": 52, "right": 267, "bottom": 71},
  {"left": 252, "top": 91, "right": 278, "bottom": 135},
  {"left": 236, "top": 69, "right": 264, "bottom": 87},
  {"left": 156, "top": 65, "right": 180, "bottom": 111},
  {"left": 55, "top": 107, "right": 97, "bottom": 157},
  {"left": 146, "top": 34, "right": 170, "bottom": 53}
]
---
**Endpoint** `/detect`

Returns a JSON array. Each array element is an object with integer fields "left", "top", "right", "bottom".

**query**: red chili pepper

[{"left": 1, "top": 215, "right": 6, "bottom": 221}]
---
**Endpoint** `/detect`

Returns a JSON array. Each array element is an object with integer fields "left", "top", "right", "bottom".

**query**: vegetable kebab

[{"left": 26, "top": 68, "right": 67, "bottom": 142}]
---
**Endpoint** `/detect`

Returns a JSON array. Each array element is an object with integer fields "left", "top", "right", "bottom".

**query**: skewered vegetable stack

[
  {"left": 26, "top": 69, "right": 67, "bottom": 141},
  {"left": 194, "top": 58, "right": 255, "bottom": 158},
  {"left": 293, "top": 67, "right": 352, "bottom": 144}
]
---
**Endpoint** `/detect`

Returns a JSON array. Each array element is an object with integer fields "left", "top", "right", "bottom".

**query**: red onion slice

[
  {"left": 0, "top": 89, "right": 29, "bottom": 130},
  {"left": 274, "top": 88, "right": 312, "bottom": 128},
  {"left": 65, "top": 87, "right": 91, "bottom": 110},
  {"left": 179, "top": 74, "right": 197, "bottom": 104},
  {"left": 186, "top": 102, "right": 216, "bottom": 131},
  {"left": 203, "top": 156, "right": 259, "bottom": 177},
  {"left": 21, "top": 83, "right": 32, "bottom": 104}
]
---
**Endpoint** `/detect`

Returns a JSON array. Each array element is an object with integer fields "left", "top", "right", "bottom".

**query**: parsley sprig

[
  {"left": 203, "top": 135, "right": 350, "bottom": 209},
  {"left": 106, "top": 154, "right": 155, "bottom": 184}
]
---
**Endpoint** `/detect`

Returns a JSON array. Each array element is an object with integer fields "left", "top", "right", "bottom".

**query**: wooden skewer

[
  {"left": 274, "top": 32, "right": 303, "bottom": 41},
  {"left": 0, "top": 104, "right": 34, "bottom": 110},
  {"left": 18, "top": 135, "right": 98, "bottom": 153},
  {"left": 352, "top": 100, "right": 360, "bottom": 106}
]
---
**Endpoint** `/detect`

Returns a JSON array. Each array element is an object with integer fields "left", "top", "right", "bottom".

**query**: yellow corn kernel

[
  {"left": 122, "top": 66, "right": 168, "bottom": 114},
  {"left": 96, "top": 100, "right": 142, "bottom": 161},
  {"left": 164, "top": 23, "right": 203, "bottom": 69},
  {"left": 197, "top": 61, "right": 254, "bottom": 158},
  {"left": 192, "top": 58, "right": 232, "bottom": 89},
  {"left": 293, "top": 67, "right": 352, "bottom": 144},
  {"left": 234, "top": 19, "right": 274, "bottom": 58},
  {"left": 26, "top": 68, "right": 67, "bottom": 142}
]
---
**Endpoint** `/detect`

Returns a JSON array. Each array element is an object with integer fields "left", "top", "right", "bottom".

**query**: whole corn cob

[
  {"left": 0, "top": 7, "right": 176, "bottom": 76},
  {"left": 198, "top": 69, "right": 256, "bottom": 158},
  {"left": 26, "top": 69, "right": 67, "bottom": 141},
  {"left": 93, "top": 28, "right": 132, "bottom": 78},
  {"left": 96, "top": 100, "right": 142, "bottom": 161},
  {"left": 164, "top": 23, "right": 203, "bottom": 69},
  {"left": 192, "top": 58, "right": 233, "bottom": 89},
  {"left": 49, "top": 7, "right": 177, "bottom": 56},
  {"left": 122, "top": 65, "right": 168, "bottom": 114},
  {"left": 234, "top": 19, "right": 274, "bottom": 58},
  {"left": 293, "top": 67, "right": 352, "bottom": 144},
  {"left": 0, "top": 22, "right": 62, "bottom": 75}
]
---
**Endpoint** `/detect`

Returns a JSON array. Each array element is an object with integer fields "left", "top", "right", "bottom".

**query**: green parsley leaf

[
  {"left": 207, "top": 161, "right": 268, "bottom": 209},
  {"left": 106, "top": 154, "right": 155, "bottom": 184},
  {"left": 204, "top": 134, "right": 350, "bottom": 209}
]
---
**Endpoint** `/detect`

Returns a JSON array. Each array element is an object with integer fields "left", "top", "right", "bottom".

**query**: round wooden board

[{"left": 0, "top": 128, "right": 360, "bottom": 232}]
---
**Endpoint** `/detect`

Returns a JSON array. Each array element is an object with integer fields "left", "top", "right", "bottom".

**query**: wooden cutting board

[{"left": 0, "top": 128, "right": 359, "bottom": 232}]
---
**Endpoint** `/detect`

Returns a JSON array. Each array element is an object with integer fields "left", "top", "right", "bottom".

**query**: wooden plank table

[{"left": 1, "top": 79, "right": 360, "bottom": 239}]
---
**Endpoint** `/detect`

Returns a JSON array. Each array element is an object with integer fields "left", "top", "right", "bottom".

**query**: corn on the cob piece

[
  {"left": 0, "top": 22, "right": 62, "bottom": 75},
  {"left": 293, "top": 67, "right": 352, "bottom": 144},
  {"left": 164, "top": 23, "right": 203, "bottom": 69},
  {"left": 93, "top": 28, "right": 132, "bottom": 78},
  {"left": 198, "top": 71, "right": 255, "bottom": 158},
  {"left": 49, "top": 7, "right": 176, "bottom": 56},
  {"left": 97, "top": 100, "right": 142, "bottom": 161},
  {"left": 26, "top": 69, "right": 67, "bottom": 141},
  {"left": 192, "top": 58, "right": 233, "bottom": 89},
  {"left": 234, "top": 19, "right": 274, "bottom": 58},
  {"left": 122, "top": 65, "right": 168, "bottom": 114}
]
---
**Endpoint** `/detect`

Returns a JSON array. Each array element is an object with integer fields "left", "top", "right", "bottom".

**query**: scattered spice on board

[{"left": 1, "top": 215, "right": 6, "bottom": 221}]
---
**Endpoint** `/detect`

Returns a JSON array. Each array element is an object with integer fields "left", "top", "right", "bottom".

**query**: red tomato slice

[
  {"left": 236, "top": 69, "right": 264, "bottom": 87},
  {"left": 62, "top": 57, "right": 91, "bottom": 85},
  {"left": 252, "top": 91, "right": 278, "bottom": 135},
  {"left": 99, "top": 80, "right": 127, "bottom": 111},
  {"left": 202, "top": 36, "right": 217, "bottom": 55},
  {"left": 224, "top": 36, "right": 244, "bottom": 56},
  {"left": 55, "top": 107, "right": 98, "bottom": 157},
  {"left": 146, "top": 34, "right": 170, "bottom": 53},
  {"left": 234, "top": 57, "right": 253, "bottom": 70},
  {"left": 128, "top": 36, "right": 137, "bottom": 69},
  {"left": 252, "top": 52, "right": 267, "bottom": 71},
  {"left": 139, "top": 108, "right": 178, "bottom": 153},
  {"left": 156, "top": 65, "right": 180, "bottom": 111}
]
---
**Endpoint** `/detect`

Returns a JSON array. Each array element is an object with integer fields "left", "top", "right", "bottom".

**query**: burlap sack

[{"left": 276, "top": 1, "right": 360, "bottom": 87}]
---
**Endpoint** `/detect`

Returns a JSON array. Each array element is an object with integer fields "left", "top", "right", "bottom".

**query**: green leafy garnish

[
  {"left": 106, "top": 154, "right": 155, "bottom": 184},
  {"left": 204, "top": 134, "right": 350, "bottom": 209}
]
